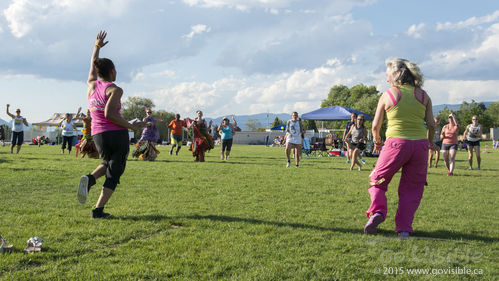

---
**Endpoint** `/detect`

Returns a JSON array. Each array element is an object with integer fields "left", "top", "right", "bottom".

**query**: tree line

[{"left": 259, "top": 84, "right": 499, "bottom": 138}]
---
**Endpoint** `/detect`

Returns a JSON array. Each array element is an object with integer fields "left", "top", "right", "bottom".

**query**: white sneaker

[
  {"left": 361, "top": 159, "right": 366, "bottom": 165},
  {"left": 77, "top": 175, "right": 89, "bottom": 204},
  {"left": 286, "top": 161, "right": 290, "bottom": 168}
]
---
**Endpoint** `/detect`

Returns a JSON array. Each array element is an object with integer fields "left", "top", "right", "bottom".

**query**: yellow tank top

[{"left": 385, "top": 85, "right": 427, "bottom": 140}]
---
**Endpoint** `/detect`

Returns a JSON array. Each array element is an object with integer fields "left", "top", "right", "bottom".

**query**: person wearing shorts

[
  {"left": 463, "top": 115, "right": 482, "bottom": 170},
  {"left": 343, "top": 113, "right": 357, "bottom": 164},
  {"left": 428, "top": 117, "right": 442, "bottom": 168},
  {"left": 77, "top": 31, "right": 144, "bottom": 218},
  {"left": 219, "top": 115, "right": 237, "bottom": 160},
  {"left": 6, "top": 104, "right": 28, "bottom": 154},
  {"left": 285, "top": 112, "right": 304, "bottom": 168},
  {"left": 441, "top": 112, "right": 459, "bottom": 176},
  {"left": 344, "top": 114, "right": 367, "bottom": 171},
  {"left": 168, "top": 114, "right": 186, "bottom": 156}
]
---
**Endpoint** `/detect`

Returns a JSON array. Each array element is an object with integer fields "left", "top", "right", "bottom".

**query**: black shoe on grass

[{"left": 92, "top": 208, "right": 111, "bottom": 219}]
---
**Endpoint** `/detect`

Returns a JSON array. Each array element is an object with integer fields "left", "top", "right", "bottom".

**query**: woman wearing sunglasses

[
  {"left": 441, "top": 111, "right": 459, "bottom": 175},
  {"left": 344, "top": 114, "right": 367, "bottom": 171},
  {"left": 463, "top": 115, "right": 482, "bottom": 170}
]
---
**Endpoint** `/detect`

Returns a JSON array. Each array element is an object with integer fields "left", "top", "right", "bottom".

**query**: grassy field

[{"left": 0, "top": 142, "right": 497, "bottom": 280}]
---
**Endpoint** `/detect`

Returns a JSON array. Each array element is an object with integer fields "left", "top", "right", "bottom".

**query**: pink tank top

[
  {"left": 88, "top": 80, "right": 126, "bottom": 136},
  {"left": 442, "top": 124, "right": 458, "bottom": 145}
]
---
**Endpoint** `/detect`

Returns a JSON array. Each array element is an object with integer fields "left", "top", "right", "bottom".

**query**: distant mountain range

[{"left": 207, "top": 113, "right": 291, "bottom": 131}]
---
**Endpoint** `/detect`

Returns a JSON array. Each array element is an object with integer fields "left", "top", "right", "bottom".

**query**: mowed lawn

[{"left": 0, "top": 143, "right": 497, "bottom": 280}]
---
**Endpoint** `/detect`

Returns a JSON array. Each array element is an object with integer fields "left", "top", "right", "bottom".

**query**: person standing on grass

[
  {"left": 344, "top": 114, "right": 367, "bottom": 171},
  {"left": 463, "top": 115, "right": 482, "bottom": 170},
  {"left": 74, "top": 109, "right": 99, "bottom": 159},
  {"left": 6, "top": 104, "right": 29, "bottom": 154},
  {"left": 60, "top": 107, "right": 81, "bottom": 155},
  {"left": 428, "top": 117, "right": 442, "bottom": 168},
  {"left": 188, "top": 110, "right": 213, "bottom": 162},
  {"left": 441, "top": 111, "right": 459, "bottom": 176},
  {"left": 0, "top": 125, "right": 5, "bottom": 146},
  {"left": 343, "top": 112, "right": 357, "bottom": 164},
  {"left": 168, "top": 113, "right": 186, "bottom": 156},
  {"left": 77, "top": 30, "right": 144, "bottom": 219},
  {"left": 364, "top": 58, "right": 438, "bottom": 238},
  {"left": 132, "top": 108, "right": 161, "bottom": 161},
  {"left": 219, "top": 115, "right": 237, "bottom": 160},
  {"left": 285, "top": 112, "right": 304, "bottom": 168}
]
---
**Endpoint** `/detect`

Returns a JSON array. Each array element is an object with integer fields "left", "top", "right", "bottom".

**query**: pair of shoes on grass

[
  {"left": 364, "top": 213, "right": 411, "bottom": 238},
  {"left": 78, "top": 176, "right": 111, "bottom": 219},
  {"left": 0, "top": 235, "right": 13, "bottom": 253}
]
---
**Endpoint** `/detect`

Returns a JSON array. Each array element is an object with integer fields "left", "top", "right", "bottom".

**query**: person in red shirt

[{"left": 168, "top": 114, "right": 186, "bottom": 155}]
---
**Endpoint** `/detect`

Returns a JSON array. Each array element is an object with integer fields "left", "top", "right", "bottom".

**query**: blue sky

[{"left": 1, "top": 0, "right": 498, "bottom": 123}]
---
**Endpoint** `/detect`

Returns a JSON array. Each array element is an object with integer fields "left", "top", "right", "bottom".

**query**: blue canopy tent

[
  {"left": 301, "top": 105, "right": 372, "bottom": 121},
  {"left": 270, "top": 124, "right": 286, "bottom": 130}
]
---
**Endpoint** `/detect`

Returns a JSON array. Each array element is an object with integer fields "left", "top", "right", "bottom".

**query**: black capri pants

[
  {"left": 93, "top": 130, "right": 130, "bottom": 190},
  {"left": 12, "top": 131, "right": 24, "bottom": 146},
  {"left": 221, "top": 138, "right": 233, "bottom": 152},
  {"left": 62, "top": 136, "right": 74, "bottom": 150}
]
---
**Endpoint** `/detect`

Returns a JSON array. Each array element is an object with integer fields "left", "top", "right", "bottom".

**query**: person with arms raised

[{"left": 77, "top": 31, "right": 144, "bottom": 218}]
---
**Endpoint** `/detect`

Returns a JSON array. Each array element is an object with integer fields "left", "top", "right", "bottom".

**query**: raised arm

[
  {"left": 423, "top": 94, "right": 438, "bottom": 151},
  {"left": 73, "top": 107, "right": 83, "bottom": 121},
  {"left": 88, "top": 31, "right": 109, "bottom": 85},
  {"left": 231, "top": 115, "right": 237, "bottom": 128},
  {"left": 6, "top": 104, "right": 14, "bottom": 119}
]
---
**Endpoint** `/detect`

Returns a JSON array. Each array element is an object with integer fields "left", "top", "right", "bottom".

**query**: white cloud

[
  {"left": 422, "top": 22, "right": 499, "bottom": 80},
  {"left": 183, "top": 24, "right": 211, "bottom": 39},
  {"left": 406, "top": 23, "right": 425, "bottom": 39},
  {"left": 425, "top": 79, "right": 499, "bottom": 105},
  {"left": 182, "top": 0, "right": 295, "bottom": 10},
  {"left": 436, "top": 10, "right": 499, "bottom": 31},
  {"left": 142, "top": 60, "right": 366, "bottom": 118},
  {"left": 2, "top": 0, "right": 131, "bottom": 38}
]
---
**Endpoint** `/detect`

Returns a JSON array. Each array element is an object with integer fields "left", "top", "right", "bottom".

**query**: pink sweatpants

[{"left": 366, "top": 138, "right": 429, "bottom": 233}]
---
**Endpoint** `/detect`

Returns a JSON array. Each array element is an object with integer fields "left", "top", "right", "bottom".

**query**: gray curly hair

[{"left": 385, "top": 58, "right": 424, "bottom": 88}]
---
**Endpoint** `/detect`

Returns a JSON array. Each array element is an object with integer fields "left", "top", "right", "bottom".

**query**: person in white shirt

[
  {"left": 285, "top": 112, "right": 304, "bottom": 168},
  {"left": 60, "top": 107, "right": 81, "bottom": 154},
  {"left": 463, "top": 115, "right": 482, "bottom": 170},
  {"left": 6, "top": 104, "right": 28, "bottom": 154}
]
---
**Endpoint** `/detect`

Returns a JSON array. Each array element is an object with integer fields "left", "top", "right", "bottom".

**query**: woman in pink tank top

[
  {"left": 440, "top": 111, "right": 459, "bottom": 176},
  {"left": 77, "top": 31, "right": 145, "bottom": 219}
]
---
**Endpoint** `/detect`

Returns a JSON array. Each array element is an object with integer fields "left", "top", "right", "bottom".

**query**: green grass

[{"left": 0, "top": 143, "right": 498, "bottom": 280}]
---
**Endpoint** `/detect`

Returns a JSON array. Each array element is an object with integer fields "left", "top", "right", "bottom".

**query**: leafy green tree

[
  {"left": 246, "top": 119, "right": 263, "bottom": 131},
  {"left": 486, "top": 101, "right": 499, "bottom": 127},
  {"left": 153, "top": 110, "right": 175, "bottom": 141},
  {"left": 320, "top": 83, "right": 382, "bottom": 136},
  {"left": 121, "top": 96, "right": 155, "bottom": 121},
  {"left": 271, "top": 117, "right": 284, "bottom": 128},
  {"left": 302, "top": 119, "right": 317, "bottom": 131}
]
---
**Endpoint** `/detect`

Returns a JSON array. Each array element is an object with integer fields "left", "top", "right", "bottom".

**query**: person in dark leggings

[
  {"left": 6, "top": 104, "right": 29, "bottom": 154},
  {"left": 77, "top": 30, "right": 144, "bottom": 218},
  {"left": 218, "top": 115, "right": 237, "bottom": 160},
  {"left": 60, "top": 107, "right": 81, "bottom": 154}
]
